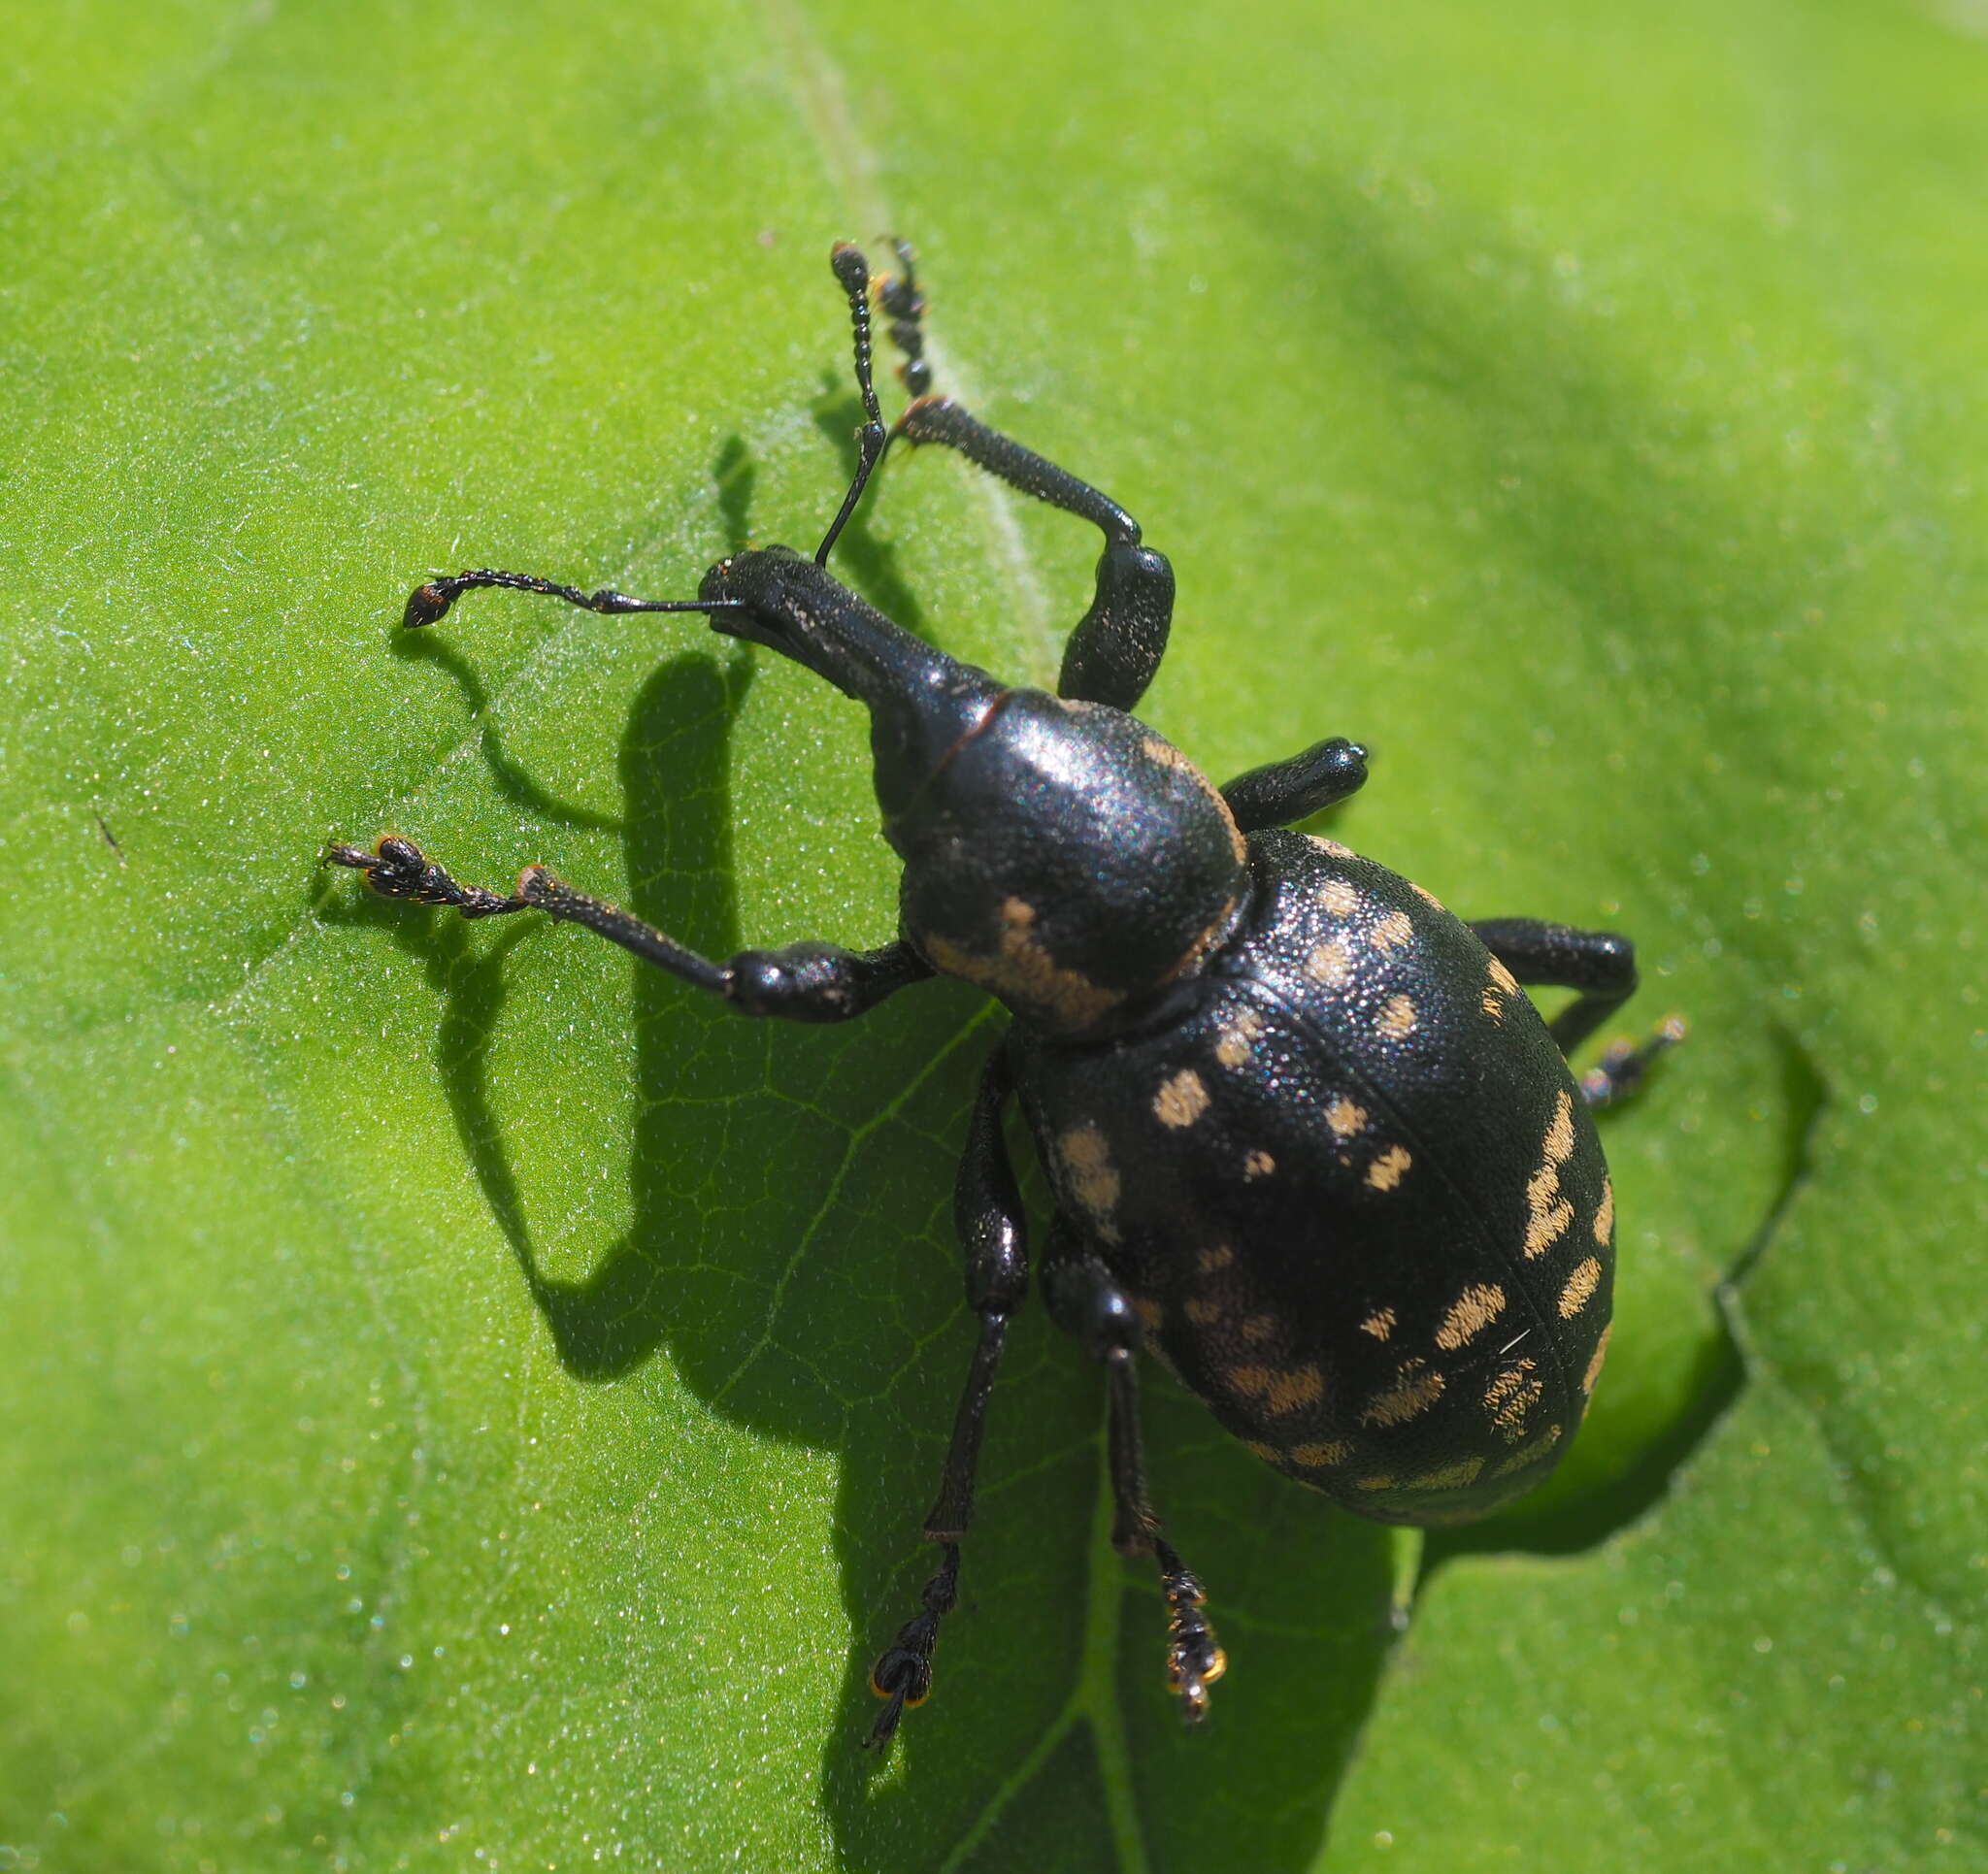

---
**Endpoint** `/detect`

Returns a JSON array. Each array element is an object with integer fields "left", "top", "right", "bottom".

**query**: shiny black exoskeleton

[{"left": 328, "top": 242, "right": 1681, "bottom": 1748}]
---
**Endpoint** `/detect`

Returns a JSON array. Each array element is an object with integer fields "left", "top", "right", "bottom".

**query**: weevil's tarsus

[{"left": 1581, "top": 1013, "right": 1689, "bottom": 1108}]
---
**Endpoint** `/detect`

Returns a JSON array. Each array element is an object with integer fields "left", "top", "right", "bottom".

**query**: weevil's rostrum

[{"left": 328, "top": 240, "right": 1679, "bottom": 1749}]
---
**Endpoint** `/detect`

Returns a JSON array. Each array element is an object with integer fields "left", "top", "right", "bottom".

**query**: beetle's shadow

[{"left": 318, "top": 433, "right": 1399, "bottom": 1870}]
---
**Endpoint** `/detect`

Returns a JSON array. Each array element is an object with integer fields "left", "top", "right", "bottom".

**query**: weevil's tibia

[
  {"left": 873, "top": 238, "right": 933, "bottom": 396},
  {"left": 816, "top": 243, "right": 891, "bottom": 565},
  {"left": 864, "top": 1047, "right": 1029, "bottom": 1749},
  {"left": 1581, "top": 1013, "right": 1689, "bottom": 1109}
]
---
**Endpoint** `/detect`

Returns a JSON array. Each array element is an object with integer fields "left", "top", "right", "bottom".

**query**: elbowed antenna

[
  {"left": 402, "top": 568, "right": 746, "bottom": 631},
  {"left": 814, "top": 243, "right": 892, "bottom": 566}
]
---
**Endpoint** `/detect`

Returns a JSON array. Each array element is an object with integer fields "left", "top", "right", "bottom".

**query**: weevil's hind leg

[
  {"left": 1470, "top": 916, "right": 1685, "bottom": 1105},
  {"left": 324, "top": 837, "right": 931, "bottom": 1020},
  {"left": 1041, "top": 1222, "right": 1225, "bottom": 1725},
  {"left": 894, "top": 397, "right": 1176, "bottom": 710},
  {"left": 1220, "top": 739, "right": 1370, "bottom": 833},
  {"left": 865, "top": 1042, "right": 1030, "bottom": 1749}
]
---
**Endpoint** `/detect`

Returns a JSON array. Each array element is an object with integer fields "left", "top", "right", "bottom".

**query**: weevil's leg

[
  {"left": 1578, "top": 1014, "right": 1688, "bottom": 1109},
  {"left": 1220, "top": 739, "right": 1370, "bottom": 833},
  {"left": 894, "top": 397, "right": 1175, "bottom": 710},
  {"left": 1470, "top": 917, "right": 1685, "bottom": 1103},
  {"left": 873, "top": 238, "right": 933, "bottom": 396},
  {"left": 1041, "top": 1222, "right": 1225, "bottom": 1725},
  {"left": 866, "top": 1042, "right": 1029, "bottom": 1749},
  {"left": 324, "top": 837, "right": 931, "bottom": 1020},
  {"left": 400, "top": 571, "right": 737, "bottom": 634}
]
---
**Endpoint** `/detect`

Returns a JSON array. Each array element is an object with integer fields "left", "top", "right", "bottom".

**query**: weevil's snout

[{"left": 697, "top": 557, "right": 737, "bottom": 607}]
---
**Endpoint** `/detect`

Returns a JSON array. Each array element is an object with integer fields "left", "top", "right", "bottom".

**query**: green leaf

[{"left": 3, "top": 1, "right": 1981, "bottom": 1869}]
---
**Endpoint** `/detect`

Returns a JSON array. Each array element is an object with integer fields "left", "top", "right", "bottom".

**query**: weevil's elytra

[{"left": 326, "top": 238, "right": 1683, "bottom": 1750}]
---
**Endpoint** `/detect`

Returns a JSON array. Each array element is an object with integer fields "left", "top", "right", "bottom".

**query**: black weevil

[{"left": 328, "top": 242, "right": 1681, "bottom": 1747}]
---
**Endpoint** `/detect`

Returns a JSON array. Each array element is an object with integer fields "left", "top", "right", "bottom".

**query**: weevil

[{"left": 328, "top": 241, "right": 1681, "bottom": 1746}]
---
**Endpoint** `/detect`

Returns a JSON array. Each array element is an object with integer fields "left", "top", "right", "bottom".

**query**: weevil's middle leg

[
  {"left": 1042, "top": 1224, "right": 1225, "bottom": 1724},
  {"left": 865, "top": 1043, "right": 1029, "bottom": 1749}
]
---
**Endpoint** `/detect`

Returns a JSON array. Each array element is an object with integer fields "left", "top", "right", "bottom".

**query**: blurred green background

[{"left": 2, "top": 1, "right": 1981, "bottom": 1868}]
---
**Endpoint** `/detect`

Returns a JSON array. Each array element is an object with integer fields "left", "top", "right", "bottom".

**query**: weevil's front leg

[
  {"left": 1470, "top": 915, "right": 1684, "bottom": 1103},
  {"left": 894, "top": 397, "right": 1175, "bottom": 710},
  {"left": 325, "top": 837, "right": 931, "bottom": 1020},
  {"left": 1041, "top": 1223, "right": 1225, "bottom": 1725},
  {"left": 866, "top": 1042, "right": 1029, "bottom": 1748},
  {"left": 1220, "top": 739, "right": 1370, "bottom": 833}
]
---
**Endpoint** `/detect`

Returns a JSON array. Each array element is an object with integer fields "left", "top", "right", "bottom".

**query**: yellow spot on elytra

[
  {"left": 1244, "top": 1440, "right": 1277, "bottom": 1463},
  {"left": 1372, "top": 909, "right": 1414, "bottom": 951},
  {"left": 1242, "top": 1149, "right": 1276, "bottom": 1179},
  {"left": 1435, "top": 1283, "right": 1507, "bottom": 1351},
  {"left": 1367, "top": 1144, "right": 1412, "bottom": 1192},
  {"left": 1376, "top": 994, "right": 1417, "bottom": 1040},
  {"left": 1213, "top": 1006, "right": 1265, "bottom": 1068},
  {"left": 1134, "top": 1297, "right": 1164, "bottom": 1332},
  {"left": 1308, "top": 836, "right": 1354, "bottom": 859},
  {"left": 1484, "top": 1360, "right": 1543, "bottom": 1441},
  {"left": 1153, "top": 1069, "right": 1210, "bottom": 1129},
  {"left": 1408, "top": 1457, "right": 1484, "bottom": 1492},
  {"left": 1489, "top": 1425, "right": 1563, "bottom": 1477},
  {"left": 1184, "top": 1297, "right": 1222, "bottom": 1327},
  {"left": 1354, "top": 1474, "right": 1396, "bottom": 1491},
  {"left": 1481, "top": 986, "right": 1506, "bottom": 1020},
  {"left": 1264, "top": 1364, "right": 1325, "bottom": 1415},
  {"left": 1595, "top": 1177, "right": 1615, "bottom": 1244},
  {"left": 1198, "top": 1243, "right": 1234, "bottom": 1273},
  {"left": 1318, "top": 878, "right": 1363, "bottom": 917},
  {"left": 1359, "top": 1307, "right": 1396, "bottom": 1341},
  {"left": 1239, "top": 1313, "right": 1276, "bottom": 1344},
  {"left": 1582, "top": 1323, "right": 1613, "bottom": 1396},
  {"left": 1227, "top": 1364, "right": 1274, "bottom": 1399},
  {"left": 1524, "top": 1198, "right": 1574, "bottom": 1258},
  {"left": 1325, "top": 1096, "right": 1368, "bottom": 1138},
  {"left": 1411, "top": 882, "right": 1446, "bottom": 911},
  {"left": 1558, "top": 1256, "right": 1603, "bottom": 1319},
  {"left": 1057, "top": 1123, "right": 1121, "bottom": 1240},
  {"left": 1522, "top": 1090, "right": 1577, "bottom": 1259},
  {"left": 1308, "top": 938, "right": 1353, "bottom": 988},
  {"left": 1288, "top": 1440, "right": 1350, "bottom": 1468},
  {"left": 1544, "top": 1095, "right": 1575, "bottom": 1165},
  {"left": 1488, "top": 955, "right": 1521, "bottom": 998},
  {"left": 1361, "top": 1359, "right": 1445, "bottom": 1427}
]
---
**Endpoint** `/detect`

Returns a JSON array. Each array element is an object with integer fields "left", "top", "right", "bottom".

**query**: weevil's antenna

[
  {"left": 816, "top": 243, "right": 890, "bottom": 565},
  {"left": 402, "top": 570, "right": 745, "bottom": 631},
  {"left": 874, "top": 238, "right": 932, "bottom": 396}
]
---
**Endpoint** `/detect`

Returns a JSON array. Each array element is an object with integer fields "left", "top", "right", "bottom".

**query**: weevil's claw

[
  {"left": 323, "top": 836, "right": 529, "bottom": 918},
  {"left": 1156, "top": 1539, "right": 1224, "bottom": 1726},
  {"left": 859, "top": 1541, "right": 958, "bottom": 1752}
]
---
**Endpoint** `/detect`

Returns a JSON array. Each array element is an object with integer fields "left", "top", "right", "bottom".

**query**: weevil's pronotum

[{"left": 329, "top": 241, "right": 1680, "bottom": 1746}]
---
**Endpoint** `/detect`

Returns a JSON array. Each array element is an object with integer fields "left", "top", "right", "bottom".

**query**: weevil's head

[
  {"left": 696, "top": 550, "right": 1247, "bottom": 1036},
  {"left": 698, "top": 546, "right": 1006, "bottom": 817}
]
